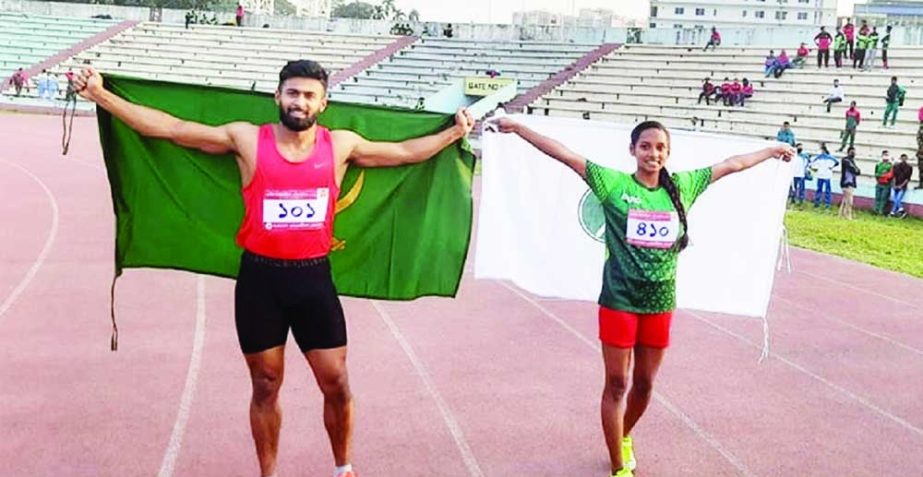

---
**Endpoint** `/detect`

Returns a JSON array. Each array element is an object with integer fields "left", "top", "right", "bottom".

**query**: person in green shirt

[
  {"left": 874, "top": 150, "right": 894, "bottom": 214},
  {"left": 883, "top": 76, "right": 906, "bottom": 127},
  {"left": 834, "top": 26, "right": 847, "bottom": 68},
  {"left": 490, "top": 118, "right": 794, "bottom": 477},
  {"left": 853, "top": 29, "right": 868, "bottom": 69},
  {"left": 863, "top": 26, "right": 880, "bottom": 70}
]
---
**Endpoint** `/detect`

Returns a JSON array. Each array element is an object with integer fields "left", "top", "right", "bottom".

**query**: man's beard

[{"left": 279, "top": 106, "right": 316, "bottom": 132}]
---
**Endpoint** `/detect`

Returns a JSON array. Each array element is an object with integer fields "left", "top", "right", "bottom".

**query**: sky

[{"left": 392, "top": 0, "right": 866, "bottom": 24}]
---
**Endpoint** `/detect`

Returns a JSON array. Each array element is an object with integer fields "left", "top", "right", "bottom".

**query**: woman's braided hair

[{"left": 630, "top": 121, "right": 689, "bottom": 251}]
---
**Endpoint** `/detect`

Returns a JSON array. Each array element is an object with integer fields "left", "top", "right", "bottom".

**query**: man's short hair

[{"left": 278, "top": 60, "right": 328, "bottom": 90}]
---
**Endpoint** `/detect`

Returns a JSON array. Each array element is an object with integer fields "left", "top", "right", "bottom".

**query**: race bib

[
  {"left": 626, "top": 210, "right": 679, "bottom": 249},
  {"left": 262, "top": 188, "right": 329, "bottom": 230}
]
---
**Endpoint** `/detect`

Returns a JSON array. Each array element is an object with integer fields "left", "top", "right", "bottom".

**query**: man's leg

[
  {"left": 245, "top": 347, "right": 286, "bottom": 477},
  {"left": 824, "top": 180, "right": 833, "bottom": 208},
  {"left": 797, "top": 178, "right": 806, "bottom": 204},
  {"left": 306, "top": 347, "right": 353, "bottom": 468}
]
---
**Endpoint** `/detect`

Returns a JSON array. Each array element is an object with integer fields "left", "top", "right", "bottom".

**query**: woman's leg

[{"left": 601, "top": 344, "right": 633, "bottom": 474}]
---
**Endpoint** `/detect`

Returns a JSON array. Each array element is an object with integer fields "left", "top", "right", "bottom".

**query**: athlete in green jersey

[{"left": 491, "top": 118, "right": 793, "bottom": 477}]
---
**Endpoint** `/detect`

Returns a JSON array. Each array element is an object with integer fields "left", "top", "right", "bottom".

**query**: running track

[{"left": 1, "top": 114, "right": 921, "bottom": 476}]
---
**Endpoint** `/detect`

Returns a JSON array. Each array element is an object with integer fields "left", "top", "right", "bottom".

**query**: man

[
  {"left": 235, "top": 3, "right": 244, "bottom": 26},
  {"left": 814, "top": 26, "right": 832, "bottom": 68},
  {"left": 883, "top": 76, "right": 905, "bottom": 127},
  {"left": 8, "top": 67, "right": 27, "bottom": 97},
  {"left": 874, "top": 150, "right": 893, "bottom": 215},
  {"left": 833, "top": 26, "right": 847, "bottom": 68},
  {"left": 843, "top": 18, "right": 855, "bottom": 60},
  {"left": 811, "top": 145, "right": 839, "bottom": 209},
  {"left": 697, "top": 77, "right": 716, "bottom": 105},
  {"left": 917, "top": 105, "right": 923, "bottom": 189},
  {"left": 890, "top": 153, "right": 913, "bottom": 217},
  {"left": 776, "top": 121, "right": 796, "bottom": 146},
  {"left": 790, "top": 143, "right": 810, "bottom": 207},
  {"left": 863, "top": 26, "right": 880, "bottom": 71},
  {"left": 881, "top": 25, "right": 892, "bottom": 69},
  {"left": 73, "top": 60, "right": 474, "bottom": 477},
  {"left": 853, "top": 27, "right": 868, "bottom": 69},
  {"left": 839, "top": 101, "right": 861, "bottom": 152},
  {"left": 824, "top": 79, "right": 845, "bottom": 113},
  {"left": 704, "top": 26, "right": 721, "bottom": 51}
]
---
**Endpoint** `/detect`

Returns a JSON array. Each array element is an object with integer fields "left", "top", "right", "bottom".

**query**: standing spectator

[
  {"left": 834, "top": 26, "right": 847, "bottom": 67},
  {"left": 883, "top": 76, "right": 905, "bottom": 127},
  {"left": 739, "top": 78, "right": 754, "bottom": 106},
  {"left": 881, "top": 25, "right": 892, "bottom": 69},
  {"left": 235, "top": 3, "right": 244, "bottom": 27},
  {"left": 890, "top": 154, "right": 913, "bottom": 217},
  {"left": 874, "top": 151, "right": 894, "bottom": 214},
  {"left": 863, "top": 26, "right": 880, "bottom": 71},
  {"left": 9, "top": 67, "right": 27, "bottom": 97},
  {"left": 853, "top": 27, "right": 868, "bottom": 69},
  {"left": 790, "top": 143, "right": 810, "bottom": 206},
  {"left": 729, "top": 78, "right": 742, "bottom": 106},
  {"left": 704, "top": 26, "right": 721, "bottom": 51},
  {"left": 917, "top": 105, "right": 923, "bottom": 189},
  {"left": 777, "top": 121, "right": 796, "bottom": 146},
  {"left": 824, "top": 79, "right": 845, "bottom": 113},
  {"left": 839, "top": 101, "right": 861, "bottom": 152},
  {"left": 838, "top": 147, "right": 861, "bottom": 220},
  {"left": 185, "top": 10, "right": 193, "bottom": 29},
  {"left": 843, "top": 18, "right": 856, "bottom": 60},
  {"left": 794, "top": 43, "right": 810, "bottom": 68},
  {"left": 443, "top": 23, "right": 454, "bottom": 38},
  {"left": 697, "top": 77, "right": 716, "bottom": 105},
  {"left": 814, "top": 26, "right": 832, "bottom": 68},
  {"left": 811, "top": 145, "right": 839, "bottom": 209},
  {"left": 45, "top": 73, "right": 59, "bottom": 100}
]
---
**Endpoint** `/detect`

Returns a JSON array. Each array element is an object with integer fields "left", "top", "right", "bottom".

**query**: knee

[
  {"left": 318, "top": 369, "right": 351, "bottom": 404},
  {"left": 251, "top": 369, "right": 283, "bottom": 404},
  {"left": 631, "top": 375, "right": 655, "bottom": 399},
  {"left": 603, "top": 373, "right": 629, "bottom": 402}
]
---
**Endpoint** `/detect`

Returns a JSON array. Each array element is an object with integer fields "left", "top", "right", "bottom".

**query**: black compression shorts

[{"left": 234, "top": 251, "right": 346, "bottom": 354}]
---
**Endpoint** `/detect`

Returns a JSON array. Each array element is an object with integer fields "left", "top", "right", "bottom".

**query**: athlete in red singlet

[{"left": 75, "top": 60, "right": 474, "bottom": 477}]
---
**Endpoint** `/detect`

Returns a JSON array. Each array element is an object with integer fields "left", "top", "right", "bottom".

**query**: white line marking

[
  {"left": 158, "top": 275, "right": 208, "bottom": 477},
  {"left": 0, "top": 159, "right": 60, "bottom": 323},
  {"left": 687, "top": 309, "right": 923, "bottom": 438},
  {"left": 496, "top": 281, "right": 755, "bottom": 476},
  {"left": 796, "top": 270, "right": 921, "bottom": 308},
  {"left": 370, "top": 301, "right": 485, "bottom": 477}
]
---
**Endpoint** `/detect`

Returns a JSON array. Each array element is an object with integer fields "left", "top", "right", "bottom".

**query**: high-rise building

[{"left": 648, "top": 0, "right": 838, "bottom": 29}]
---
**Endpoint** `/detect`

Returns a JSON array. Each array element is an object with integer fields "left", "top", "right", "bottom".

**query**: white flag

[{"left": 475, "top": 115, "right": 791, "bottom": 318}]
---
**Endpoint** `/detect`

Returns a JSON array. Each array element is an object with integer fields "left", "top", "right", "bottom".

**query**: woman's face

[{"left": 630, "top": 128, "right": 671, "bottom": 176}]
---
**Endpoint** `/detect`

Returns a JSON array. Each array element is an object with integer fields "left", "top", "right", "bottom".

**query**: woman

[
  {"left": 838, "top": 146, "right": 861, "bottom": 220},
  {"left": 491, "top": 118, "right": 793, "bottom": 477}
]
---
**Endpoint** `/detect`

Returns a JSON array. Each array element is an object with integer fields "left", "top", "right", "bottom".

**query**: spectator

[
  {"left": 766, "top": 50, "right": 791, "bottom": 78},
  {"left": 443, "top": 23, "right": 454, "bottom": 38},
  {"left": 45, "top": 73, "right": 59, "bottom": 100},
  {"left": 9, "top": 67, "right": 27, "bottom": 97},
  {"left": 843, "top": 18, "right": 855, "bottom": 59},
  {"left": 824, "top": 79, "right": 845, "bottom": 113},
  {"left": 739, "top": 78, "right": 754, "bottom": 106},
  {"left": 838, "top": 147, "right": 861, "bottom": 220},
  {"left": 36, "top": 69, "right": 50, "bottom": 100},
  {"left": 790, "top": 143, "right": 810, "bottom": 206},
  {"left": 838, "top": 100, "right": 861, "bottom": 152},
  {"left": 874, "top": 150, "right": 894, "bottom": 214},
  {"left": 485, "top": 69, "right": 501, "bottom": 78},
  {"left": 715, "top": 77, "right": 732, "bottom": 105},
  {"left": 697, "top": 77, "right": 716, "bottom": 105},
  {"left": 777, "top": 121, "right": 796, "bottom": 146},
  {"left": 185, "top": 10, "right": 193, "bottom": 29},
  {"left": 881, "top": 25, "right": 892, "bottom": 69},
  {"left": 890, "top": 153, "right": 913, "bottom": 217},
  {"left": 704, "top": 26, "right": 721, "bottom": 51},
  {"left": 864, "top": 26, "right": 880, "bottom": 71},
  {"left": 235, "top": 3, "right": 244, "bottom": 26},
  {"left": 917, "top": 105, "right": 923, "bottom": 189},
  {"left": 794, "top": 43, "right": 810, "bottom": 68},
  {"left": 883, "top": 76, "right": 905, "bottom": 127},
  {"left": 814, "top": 27, "right": 832, "bottom": 67},
  {"left": 834, "top": 26, "right": 847, "bottom": 68},
  {"left": 811, "top": 145, "right": 839, "bottom": 209},
  {"left": 853, "top": 27, "right": 868, "bottom": 69},
  {"left": 728, "top": 78, "right": 742, "bottom": 106}
]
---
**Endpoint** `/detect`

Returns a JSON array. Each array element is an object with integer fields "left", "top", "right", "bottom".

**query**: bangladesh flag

[{"left": 98, "top": 76, "right": 475, "bottom": 300}]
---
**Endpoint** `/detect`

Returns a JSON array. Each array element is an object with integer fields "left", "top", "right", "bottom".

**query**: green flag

[{"left": 98, "top": 76, "right": 475, "bottom": 299}]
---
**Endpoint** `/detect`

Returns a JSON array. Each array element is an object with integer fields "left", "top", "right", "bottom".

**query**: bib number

[
  {"left": 263, "top": 188, "right": 329, "bottom": 230},
  {"left": 626, "top": 210, "right": 679, "bottom": 249}
]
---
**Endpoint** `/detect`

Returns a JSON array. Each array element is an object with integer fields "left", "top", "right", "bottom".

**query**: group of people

[
  {"left": 874, "top": 150, "right": 916, "bottom": 217},
  {"left": 6, "top": 68, "right": 77, "bottom": 102},
  {"left": 808, "top": 20, "right": 892, "bottom": 70},
  {"left": 697, "top": 77, "right": 754, "bottom": 107}
]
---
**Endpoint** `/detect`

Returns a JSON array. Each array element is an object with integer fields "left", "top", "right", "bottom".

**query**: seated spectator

[
  {"left": 766, "top": 50, "right": 792, "bottom": 78},
  {"left": 739, "top": 78, "right": 754, "bottom": 106},
  {"left": 704, "top": 26, "right": 721, "bottom": 51},
  {"left": 715, "top": 77, "right": 732, "bottom": 105},
  {"left": 793, "top": 43, "right": 810, "bottom": 68},
  {"left": 823, "top": 79, "right": 845, "bottom": 113},
  {"left": 728, "top": 78, "right": 742, "bottom": 106},
  {"left": 485, "top": 69, "right": 501, "bottom": 78},
  {"left": 697, "top": 77, "right": 716, "bottom": 105},
  {"left": 764, "top": 50, "right": 777, "bottom": 76}
]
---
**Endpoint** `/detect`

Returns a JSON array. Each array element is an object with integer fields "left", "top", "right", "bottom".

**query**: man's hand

[
  {"left": 454, "top": 108, "right": 475, "bottom": 136},
  {"left": 73, "top": 67, "right": 104, "bottom": 102},
  {"left": 486, "top": 117, "right": 520, "bottom": 134}
]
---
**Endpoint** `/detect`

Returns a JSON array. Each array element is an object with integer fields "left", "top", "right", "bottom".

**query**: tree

[
  {"left": 408, "top": 9, "right": 419, "bottom": 22},
  {"left": 332, "top": 0, "right": 377, "bottom": 19}
]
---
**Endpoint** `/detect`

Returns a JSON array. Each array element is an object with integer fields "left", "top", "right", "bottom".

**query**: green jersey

[{"left": 585, "top": 161, "right": 712, "bottom": 313}]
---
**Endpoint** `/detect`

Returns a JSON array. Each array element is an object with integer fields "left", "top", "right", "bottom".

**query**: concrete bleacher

[
  {"left": 530, "top": 44, "right": 923, "bottom": 186},
  {"left": 328, "top": 38, "right": 600, "bottom": 109},
  {"left": 0, "top": 12, "right": 120, "bottom": 107}
]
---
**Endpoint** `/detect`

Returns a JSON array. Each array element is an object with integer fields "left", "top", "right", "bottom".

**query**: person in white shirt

[
  {"left": 811, "top": 144, "right": 840, "bottom": 209},
  {"left": 789, "top": 142, "right": 811, "bottom": 206},
  {"left": 823, "top": 79, "right": 845, "bottom": 113}
]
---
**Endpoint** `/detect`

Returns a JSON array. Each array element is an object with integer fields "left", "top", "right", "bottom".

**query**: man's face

[{"left": 275, "top": 77, "right": 327, "bottom": 132}]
